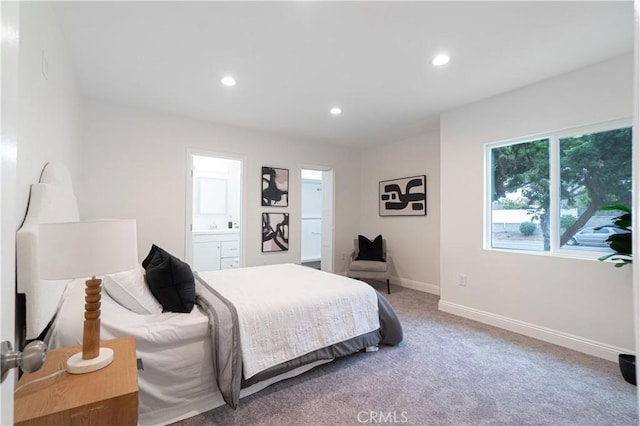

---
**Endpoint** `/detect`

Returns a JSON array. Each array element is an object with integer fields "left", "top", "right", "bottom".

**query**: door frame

[{"left": 185, "top": 148, "right": 246, "bottom": 268}]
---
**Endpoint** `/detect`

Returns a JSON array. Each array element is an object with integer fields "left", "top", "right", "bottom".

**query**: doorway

[
  {"left": 187, "top": 153, "right": 242, "bottom": 272},
  {"left": 300, "top": 168, "right": 334, "bottom": 272}
]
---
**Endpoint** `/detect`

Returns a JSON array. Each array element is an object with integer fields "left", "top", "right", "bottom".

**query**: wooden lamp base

[
  {"left": 67, "top": 347, "right": 114, "bottom": 374},
  {"left": 67, "top": 277, "right": 113, "bottom": 374}
]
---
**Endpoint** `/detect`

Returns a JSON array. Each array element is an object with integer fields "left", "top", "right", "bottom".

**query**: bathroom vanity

[{"left": 192, "top": 229, "right": 240, "bottom": 272}]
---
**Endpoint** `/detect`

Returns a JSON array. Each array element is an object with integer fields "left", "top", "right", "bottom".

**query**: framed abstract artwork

[
  {"left": 262, "top": 212, "right": 289, "bottom": 252},
  {"left": 262, "top": 167, "right": 289, "bottom": 207},
  {"left": 379, "top": 175, "right": 427, "bottom": 216}
]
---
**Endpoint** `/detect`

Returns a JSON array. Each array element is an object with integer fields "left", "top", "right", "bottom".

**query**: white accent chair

[{"left": 347, "top": 238, "right": 391, "bottom": 294}]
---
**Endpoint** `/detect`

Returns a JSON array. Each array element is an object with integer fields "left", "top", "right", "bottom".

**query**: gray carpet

[{"left": 171, "top": 282, "right": 638, "bottom": 425}]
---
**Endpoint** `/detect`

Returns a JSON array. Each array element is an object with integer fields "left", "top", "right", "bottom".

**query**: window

[{"left": 487, "top": 120, "right": 632, "bottom": 256}]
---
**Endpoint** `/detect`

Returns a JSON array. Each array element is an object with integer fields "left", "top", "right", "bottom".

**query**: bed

[{"left": 17, "top": 163, "right": 403, "bottom": 425}]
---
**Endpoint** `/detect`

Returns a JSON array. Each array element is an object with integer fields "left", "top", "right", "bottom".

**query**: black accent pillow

[
  {"left": 355, "top": 234, "right": 385, "bottom": 262},
  {"left": 142, "top": 244, "right": 195, "bottom": 313},
  {"left": 141, "top": 244, "right": 160, "bottom": 269}
]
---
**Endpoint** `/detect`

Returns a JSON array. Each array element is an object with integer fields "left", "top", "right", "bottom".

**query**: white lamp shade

[{"left": 39, "top": 219, "right": 138, "bottom": 279}]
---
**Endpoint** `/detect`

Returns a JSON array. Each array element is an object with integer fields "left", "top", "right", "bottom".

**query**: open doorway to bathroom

[
  {"left": 186, "top": 152, "right": 242, "bottom": 272},
  {"left": 300, "top": 168, "right": 334, "bottom": 272}
]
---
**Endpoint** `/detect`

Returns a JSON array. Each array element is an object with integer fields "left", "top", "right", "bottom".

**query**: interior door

[{"left": 1, "top": 1, "right": 20, "bottom": 423}]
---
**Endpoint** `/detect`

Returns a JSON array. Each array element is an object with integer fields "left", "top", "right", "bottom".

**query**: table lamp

[{"left": 39, "top": 219, "right": 137, "bottom": 374}]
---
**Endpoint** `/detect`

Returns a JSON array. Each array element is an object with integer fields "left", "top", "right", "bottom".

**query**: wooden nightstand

[{"left": 14, "top": 337, "right": 138, "bottom": 426}]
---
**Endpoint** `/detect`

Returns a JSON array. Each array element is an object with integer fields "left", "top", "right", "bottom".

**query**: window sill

[{"left": 484, "top": 246, "right": 611, "bottom": 263}]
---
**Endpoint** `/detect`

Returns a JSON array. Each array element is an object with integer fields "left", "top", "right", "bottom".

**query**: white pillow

[{"left": 103, "top": 265, "right": 163, "bottom": 315}]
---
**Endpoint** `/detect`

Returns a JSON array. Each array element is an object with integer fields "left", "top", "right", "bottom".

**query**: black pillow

[
  {"left": 142, "top": 244, "right": 195, "bottom": 313},
  {"left": 355, "top": 234, "right": 385, "bottom": 262},
  {"left": 141, "top": 244, "right": 160, "bottom": 269}
]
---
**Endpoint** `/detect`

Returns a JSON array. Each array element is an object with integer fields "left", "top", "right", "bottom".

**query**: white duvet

[{"left": 198, "top": 263, "right": 380, "bottom": 378}]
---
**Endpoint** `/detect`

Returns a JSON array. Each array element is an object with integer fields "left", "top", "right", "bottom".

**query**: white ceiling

[{"left": 52, "top": 1, "right": 634, "bottom": 147}]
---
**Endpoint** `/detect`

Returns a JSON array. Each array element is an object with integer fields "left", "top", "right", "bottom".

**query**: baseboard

[
  {"left": 391, "top": 276, "right": 440, "bottom": 295},
  {"left": 438, "top": 300, "right": 633, "bottom": 362},
  {"left": 337, "top": 272, "right": 439, "bottom": 296}
]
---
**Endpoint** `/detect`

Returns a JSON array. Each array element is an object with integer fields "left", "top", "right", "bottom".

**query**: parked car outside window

[{"left": 565, "top": 226, "right": 630, "bottom": 247}]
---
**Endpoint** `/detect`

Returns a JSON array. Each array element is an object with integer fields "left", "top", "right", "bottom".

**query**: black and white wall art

[
  {"left": 379, "top": 175, "right": 427, "bottom": 216},
  {"left": 262, "top": 212, "right": 289, "bottom": 252},
  {"left": 262, "top": 167, "right": 289, "bottom": 206}
]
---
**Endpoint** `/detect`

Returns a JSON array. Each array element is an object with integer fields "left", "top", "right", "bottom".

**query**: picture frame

[
  {"left": 262, "top": 212, "right": 289, "bottom": 252},
  {"left": 262, "top": 166, "right": 289, "bottom": 207},
  {"left": 379, "top": 175, "right": 427, "bottom": 216}
]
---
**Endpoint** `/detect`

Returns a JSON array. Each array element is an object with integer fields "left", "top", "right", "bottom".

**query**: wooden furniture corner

[{"left": 14, "top": 336, "right": 138, "bottom": 426}]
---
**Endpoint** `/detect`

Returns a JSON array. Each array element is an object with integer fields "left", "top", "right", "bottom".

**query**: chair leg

[{"left": 386, "top": 279, "right": 390, "bottom": 294}]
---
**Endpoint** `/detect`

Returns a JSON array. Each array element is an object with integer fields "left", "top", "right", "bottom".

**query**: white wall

[
  {"left": 358, "top": 132, "right": 440, "bottom": 293},
  {"left": 439, "top": 54, "right": 634, "bottom": 361},
  {"left": 16, "top": 2, "right": 81, "bottom": 226},
  {"left": 77, "top": 99, "right": 361, "bottom": 271}
]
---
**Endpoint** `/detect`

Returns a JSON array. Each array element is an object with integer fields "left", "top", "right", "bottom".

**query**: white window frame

[{"left": 484, "top": 117, "right": 632, "bottom": 260}]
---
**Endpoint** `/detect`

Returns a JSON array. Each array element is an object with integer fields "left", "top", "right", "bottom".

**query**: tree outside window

[{"left": 488, "top": 123, "right": 631, "bottom": 254}]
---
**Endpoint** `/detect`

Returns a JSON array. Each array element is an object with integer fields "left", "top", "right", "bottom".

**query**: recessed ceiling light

[
  {"left": 220, "top": 76, "right": 237, "bottom": 87},
  {"left": 330, "top": 107, "right": 342, "bottom": 115},
  {"left": 431, "top": 54, "right": 450, "bottom": 66}
]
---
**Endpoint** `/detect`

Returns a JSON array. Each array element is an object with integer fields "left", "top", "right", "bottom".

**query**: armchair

[{"left": 347, "top": 236, "right": 391, "bottom": 294}]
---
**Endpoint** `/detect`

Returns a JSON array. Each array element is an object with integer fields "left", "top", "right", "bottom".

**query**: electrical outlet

[
  {"left": 341, "top": 252, "right": 346, "bottom": 261},
  {"left": 458, "top": 274, "right": 467, "bottom": 286}
]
